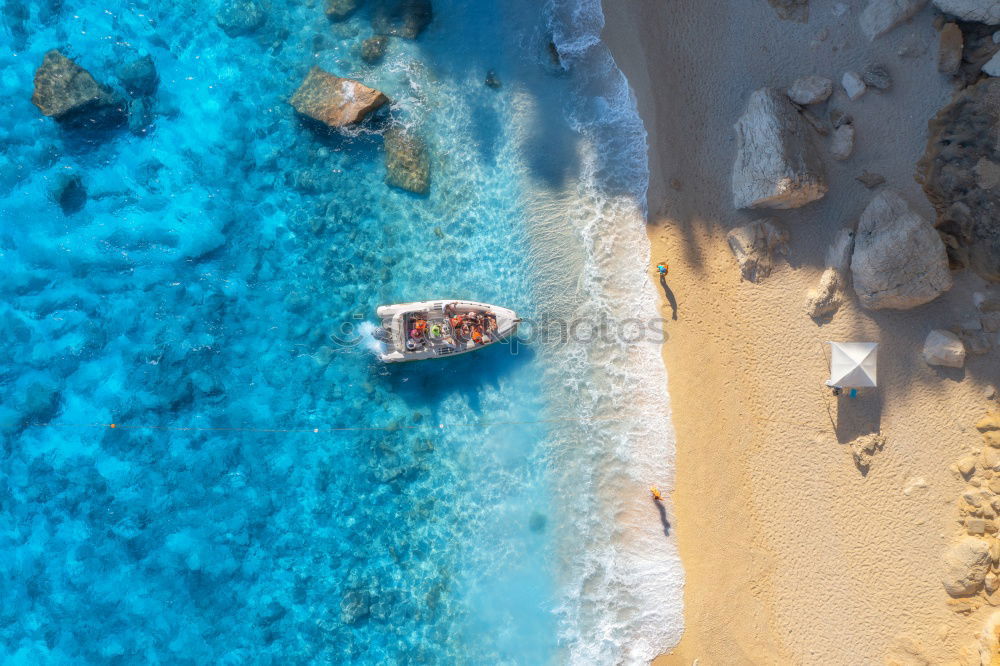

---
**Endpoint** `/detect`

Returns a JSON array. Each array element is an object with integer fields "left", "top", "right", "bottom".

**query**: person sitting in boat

[
  {"left": 458, "top": 321, "right": 471, "bottom": 341},
  {"left": 445, "top": 302, "right": 458, "bottom": 317},
  {"left": 414, "top": 319, "right": 428, "bottom": 334},
  {"left": 450, "top": 314, "right": 464, "bottom": 329},
  {"left": 485, "top": 312, "right": 498, "bottom": 333},
  {"left": 410, "top": 327, "right": 424, "bottom": 341},
  {"left": 471, "top": 328, "right": 483, "bottom": 345}
]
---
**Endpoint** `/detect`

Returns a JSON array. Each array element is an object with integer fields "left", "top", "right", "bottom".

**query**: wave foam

[{"left": 520, "top": 0, "right": 685, "bottom": 662}]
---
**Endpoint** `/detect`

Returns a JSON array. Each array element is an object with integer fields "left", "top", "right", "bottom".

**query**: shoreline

[{"left": 600, "top": 0, "right": 1000, "bottom": 663}]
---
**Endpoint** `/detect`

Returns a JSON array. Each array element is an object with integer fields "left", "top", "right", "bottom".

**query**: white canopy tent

[{"left": 826, "top": 342, "right": 878, "bottom": 388}]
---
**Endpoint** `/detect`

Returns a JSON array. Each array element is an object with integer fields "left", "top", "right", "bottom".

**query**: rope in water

[{"left": 9, "top": 415, "right": 623, "bottom": 434}]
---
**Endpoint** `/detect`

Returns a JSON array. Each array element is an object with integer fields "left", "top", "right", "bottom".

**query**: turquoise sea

[{"left": 0, "top": 0, "right": 681, "bottom": 663}]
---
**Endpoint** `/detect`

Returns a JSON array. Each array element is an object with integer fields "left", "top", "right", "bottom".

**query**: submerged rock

[
  {"left": 340, "top": 588, "right": 371, "bottom": 625},
  {"left": 370, "top": 0, "right": 432, "bottom": 39},
  {"left": 923, "top": 329, "right": 967, "bottom": 367},
  {"left": 384, "top": 127, "right": 430, "bottom": 194},
  {"left": 290, "top": 67, "right": 389, "bottom": 128},
  {"left": 860, "top": 0, "right": 928, "bottom": 40},
  {"left": 361, "top": 36, "right": 389, "bottom": 63},
  {"left": 31, "top": 50, "right": 126, "bottom": 127},
  {"left": 939, "top": 22, "right": 965, "bottom": 74},
  {"left": 326, "top": 0, "right": 362, "bottom": 21},
  {"left": 127, "top": 96, "right": 155, "bottom": 135},
  {"left": 851, "top": 190, "right": 952, "bottom": 310},
  {"left": 116, "top": 54, "right": 158, "bottom": 97},
  {"left": 932, "top": 0, "right": 1000, "bottom": 24},
  {"left": 725, "top": 218, "right": 788, "bottom": 283},
  {"left": 215, "top": 0, "right": 267, "bottom": 37},
  {"left": 942, "top": 537, "right": 991, "bottom": 596},
  {"left": 49, "top": 173, "right": 86, "bottom": 215},
  {"left": 787, "top": 75, "right": 832, "bottom": 105},
  {"left": 917, "top": 78, "right": 1000, "bottom": 282},
  {"left": 731, "top": 87, "right": 827, "bottom": 210}
]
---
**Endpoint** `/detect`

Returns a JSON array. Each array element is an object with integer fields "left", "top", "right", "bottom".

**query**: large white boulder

[
  {"left": 850, "top": 190, "right": 953, "bottom": 309},
  {"left": 933, "top": 0, "right": 1000, "bottom": 24},
  {"left": 942, "top": 537, "right": 991, "bottom": 596},
  {"left": 732, "top": 88, "right": 827, "bottom": 210},
  {"left": 923, "top": 329, "right": 967, "bottom": 367},
  {"left": 860, "top": 0, "right": 929, "bottom": 40}
]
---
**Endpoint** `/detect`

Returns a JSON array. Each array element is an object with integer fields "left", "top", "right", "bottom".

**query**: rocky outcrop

[
  {"left": 361, "top": 36, "right": 388, "bottom": 63},
  {"left": 938, "top": 22, "right": 964, "bottom": 74},
  {"left": 923, "top": 329, "right": 967, "bottom": 367},
  {"left": 732, "top": 88, "right": 827, "bottom": 210},
  {"left": 917, "top": 78, "right": 1000, "bottom": 282},
  {"left": 371, "top": 0, "right": 432, "bottom": 39},
  {"left": 215, "top": 0, "right": 267, "bottom": 36},
  {"left": 976, "top": 612, "right": 1000, "bottom": 664},
  {"left": 805, "top": 228, "right": 854, "bottom": 318},
  {"left": 290, "top": 67, "right": 388, "bottom": 128},
  {"left": 325, "top": 0, "right": 362, "bottom": 21},
  {"left": 849, "top": 433, "right": 886, "bottom": 471},
  {"left": 725, "top": 218, "right": 788, "bottom": 283},
  {"left": 851, "top": 190, "right": 952, "bottom": 310},
  {"left": 932, "top": 0, "right": 1000, "bottom": 24},
  {"left": 787, "top": 76, "right": 832, "bottom": 105},
  {"left": 942, "top": 537, "right": 991, "bottom": 596},
  {"left": 859, "top": 0, "right": 928, "bottom": 40},
  {"left": 31, "top": 50, "right": 126, "bottom": 127},
  {"left": 384, "top": 127, "right": 430, "bottom": 194},
  {"left": 766, "top": 0, "right": 809, "bottom": 22}
]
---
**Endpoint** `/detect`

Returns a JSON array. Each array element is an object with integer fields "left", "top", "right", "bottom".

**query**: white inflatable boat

[{"left": 373, "top": 300, "right": 520, "bottom": 363}]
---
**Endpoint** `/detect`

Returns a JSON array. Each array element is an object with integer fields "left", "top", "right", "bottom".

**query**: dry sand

[{"left": 600, "top": 1, "right": 1000, "bottom": 663}]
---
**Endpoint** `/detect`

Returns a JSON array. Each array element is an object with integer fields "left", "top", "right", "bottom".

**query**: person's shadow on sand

[
  {"left": 659, "top": 275, "right": 678, "bottom": 321},
  {"left": 653, "top": 498, "right": 671, "bottom": 537}
]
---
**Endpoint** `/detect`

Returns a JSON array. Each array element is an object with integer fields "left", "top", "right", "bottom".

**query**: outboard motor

[{"left": 372, "top": 326, "right": 392, "bottom": 343}]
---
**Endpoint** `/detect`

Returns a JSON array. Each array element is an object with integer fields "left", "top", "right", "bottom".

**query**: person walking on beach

[
  {"left": 656, "top": 262, "right": 669, "bottom": 278},
  {"left": 650, "top": 486, "right": 663, "bottom": 501}
]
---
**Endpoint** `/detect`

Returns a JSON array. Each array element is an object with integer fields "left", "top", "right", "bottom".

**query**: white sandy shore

[{"left": 600, "top": 0, "right": 1000, "bottom": 663}]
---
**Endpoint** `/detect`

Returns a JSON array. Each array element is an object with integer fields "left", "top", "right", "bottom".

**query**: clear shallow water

[{"left": 0, "top": 0, "right": 680, "bottom": 663}]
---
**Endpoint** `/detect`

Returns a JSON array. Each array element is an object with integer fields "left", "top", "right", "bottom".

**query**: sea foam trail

[{"left": 519, "top": 0, "right": 685, "bottom": 661}]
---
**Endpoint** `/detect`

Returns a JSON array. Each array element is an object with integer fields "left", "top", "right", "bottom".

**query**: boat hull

[{"left": 375, "top": 300, "right": 519, "bottom": 363}]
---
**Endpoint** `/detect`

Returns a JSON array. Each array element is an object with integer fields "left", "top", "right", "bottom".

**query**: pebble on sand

[
  {"left": 842, "top": 71, "right": 867, "bottom": 100},
  {"left": 923, "top": 329, "right": 967, "bottom": 368}
]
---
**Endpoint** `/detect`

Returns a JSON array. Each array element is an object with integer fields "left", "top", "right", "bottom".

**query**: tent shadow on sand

[{"left": 823, "top": 342, "right": 884, "bottom": 445}]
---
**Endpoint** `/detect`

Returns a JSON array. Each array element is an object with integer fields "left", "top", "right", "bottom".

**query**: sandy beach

[{"left": 601, "top": 1, "right": 1000, "bottom": 663}]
